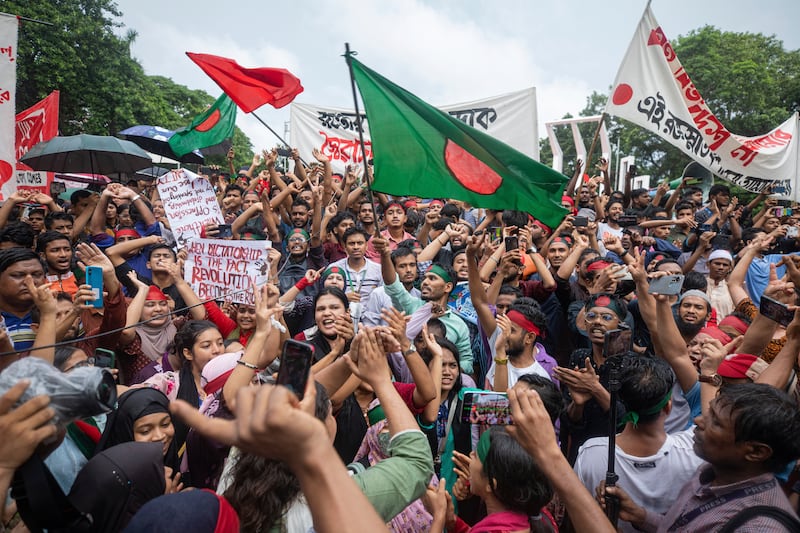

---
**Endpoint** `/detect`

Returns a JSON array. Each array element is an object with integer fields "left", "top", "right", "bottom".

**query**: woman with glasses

[{"left": 554, "top": 292, "right": 630, "bottom": 463}]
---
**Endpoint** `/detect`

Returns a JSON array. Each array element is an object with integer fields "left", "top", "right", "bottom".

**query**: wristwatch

[
  {"left": 698, "top": 373, "right": 722, "bottom": 386},
  {"left": 402, "top": 345, "right": 417, "bottom": 357}
]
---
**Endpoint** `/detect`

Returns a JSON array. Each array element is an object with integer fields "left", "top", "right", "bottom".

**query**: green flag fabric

[
  {"left": 349, "top": 58, "right": 569, "bottom": 229},
  {"left": 168, "top": 94, "right": 237, "bottom": 157}
]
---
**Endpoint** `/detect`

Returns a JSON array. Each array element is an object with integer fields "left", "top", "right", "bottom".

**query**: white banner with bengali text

[
  {"left": 290, "top": 88, "right": 539, "bottom": 172},
  {"left": 606, "top": 6, "right": 800, "bottom": 199},
  {"left": 0, "top": 14, "right": 17, "bottom": 201},
  {"left": 157, "top": 168, "right": 224, "bottom": 244},
  {"left": 183, "top": 238, "right": 270, "bottom": 305}
]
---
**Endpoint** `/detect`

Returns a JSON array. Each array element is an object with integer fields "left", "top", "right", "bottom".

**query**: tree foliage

[
  {"left": 8, "top": 0, "right": 253, "bottom": 166},
  {"left": 540, "top": 26, "right": 800, "bottom": 187}
]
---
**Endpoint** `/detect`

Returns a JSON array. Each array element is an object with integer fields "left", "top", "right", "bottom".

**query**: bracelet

[
  {"left": 494, "top": 357, "right": 509, "bottom": 366},
  {"left": 488, "top": 256, "right": 499, "bottom": 264},
  {"left": 236, "top": 360, "right": 260, "bottom": 371},
  {"left": 620, "top": 249, "right": 630, "bottom": 257},
  {"left": 131, "top": 194, "right": 141, "bottom": 203},
  {"left": 295, "top": 277, "right": 312, "bottom": 292}
]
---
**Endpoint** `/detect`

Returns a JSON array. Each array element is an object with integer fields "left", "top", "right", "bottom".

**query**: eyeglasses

[
  {"left": 288, "top": 236, "right": 307, "bottom": 243},
  {"left": 585, "top": 312, "right": 616, "bottom": 322}
]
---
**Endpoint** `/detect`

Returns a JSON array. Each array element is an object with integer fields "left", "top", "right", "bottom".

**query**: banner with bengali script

[
  {"left": 0, "top": 14, "right": 17, "bottom": 201},
  {"left": 290, "top": 88, "right": 539, "bottom": 172},
  {"left": 16, "top": 91, "right": 60, "bottom": 194},
  {"left": 157, "top": 168, "right": 224, "bottom": 244},
  {"left": 606, "top": 6, "right": 800, "bottom": 199},
  {"left": 183, "top": 238, "right": 270, "bottom": 305}
]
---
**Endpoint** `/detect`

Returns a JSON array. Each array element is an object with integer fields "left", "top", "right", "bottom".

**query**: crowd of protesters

[{"left": 0, "top": 146, "right": 799, "bottom": 532}]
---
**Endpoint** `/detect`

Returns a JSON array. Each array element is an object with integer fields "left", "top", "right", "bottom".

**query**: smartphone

[
  {"left": 276, "top": 148, "right": 292, "bottom": 157},
  {"left": 697, "top": 224, "right": 714, "bottom": 233},
  {"left": 50, "top": 181, "right": 66, "bottom": 195},
  {"left": 760, "top": 295, "right": 795, "bottom": 327},
  {"left": 94, "top": 348, "right": 116, "bottom": 369},
  {"left": 787, "top": 226, "right": 799, "bottom": 238},
  {"left": 648, "top": 274, "right": 685, "bottom": 295},
  {"left": 618, "top": 215, "right": 638, "bottom": 228},
  {"left": 276, "top": 340, "right": 315, "bottom": 400},
  {"left": 85, "top": 265, "right": 104, "bottom": 308},
  {"left": 493, "top": 227, "right": 503, "bottom": 241},
  {"left": 217, "top": 224, "right": 233, "bottom": 239},
  {"left": 574, "top": 216, "right": 588, "bottom": 227},
  {"left": 603, "top": 328, "right": 633, "bottom": 358},
  {"left": 461, "top": 391, "right": 513, "bottom": 425},
  {"left": 504, "top": 235, "right": 519, "bottom": 253}
]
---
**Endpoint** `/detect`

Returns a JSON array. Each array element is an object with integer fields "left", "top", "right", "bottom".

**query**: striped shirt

[{"left": 642, "top": 467, "right": 797, "bottom": 532}]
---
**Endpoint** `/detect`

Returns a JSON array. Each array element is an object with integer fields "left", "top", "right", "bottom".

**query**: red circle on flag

[
  {"left": 195, "top": 109, "right": 221, "bottom": 132},
  {"left": 612, "top": 83, "right": 633, "bottom": 106},
  {"left": 444, "top": 139, "right": 502, "bottom": 195},
  {"left": 0, "top": 160, "right": 12, "bottom": 184}
]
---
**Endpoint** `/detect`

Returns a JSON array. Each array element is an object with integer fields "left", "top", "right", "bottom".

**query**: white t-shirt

[
  {"left": 596, "top": 222, "right": 624, "bottom": 255},
  {"left": 485, "top": 328, "right": 551, "bottom": 389},
  {"left": 574, "top": 429, "right": 705, "bottom": 533}
]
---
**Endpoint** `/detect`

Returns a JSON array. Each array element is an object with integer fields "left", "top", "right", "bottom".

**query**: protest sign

[
  {"left": 15, "top": 91, "right": 59, "bottom": 195},
  {"left": 184, "top": 238, "right": 271, "bottom": 304},
  {"left": 157, "top": 168, "right": 224, "bottom": 244},
  {"left": 0, "top": 14, "right": 17, "bottom": 201},
  {"left": 607, "top": 6, "right": 800, "bottom": 199},
  {"left": 290, "top": 88, "right": 539, "bottom": 172}
]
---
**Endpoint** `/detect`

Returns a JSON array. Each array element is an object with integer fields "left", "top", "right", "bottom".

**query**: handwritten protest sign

[
  {"left": 157, "top": 169, "right": 223, "bottom": 243},
  {"left": 184, "top": 238, "right": 271, "bottom": 304}
]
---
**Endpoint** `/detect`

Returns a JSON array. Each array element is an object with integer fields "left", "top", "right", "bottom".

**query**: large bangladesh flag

[
  {"left": 169, "top": 94, "right": 237, "bottom": 157},
  {"left": 349, "top": 57, "right": 568, "bottom": 229}
]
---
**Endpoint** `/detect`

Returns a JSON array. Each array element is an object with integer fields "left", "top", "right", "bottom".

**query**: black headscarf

[
  {"left": 123, "top": 489, "right": 240, "bottom": 532},
  {"left": 97, "top": 388, "right": 179, "bottom": 469},
  {"left": 69, "top": 442, "right": 166, "bottom": 533}
]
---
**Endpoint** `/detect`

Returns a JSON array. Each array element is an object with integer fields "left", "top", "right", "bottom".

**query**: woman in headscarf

[
  {"left": 97, "top": 388, "right": 179, "bottom": 471},
  {"left": 293, "top": 287, "right": 354, "bottom": 372},
  {"left": 117, "top": 272, "right": 202, "bottom": 384},
  {"left": 69, "top": 442, "right": 167, "bottom": 533},
  {"left": 279, "top": 265, "right": 355, "bottom": 334},
  {"left": 123, "top": 490, "right": 240, "bottom": 533}
]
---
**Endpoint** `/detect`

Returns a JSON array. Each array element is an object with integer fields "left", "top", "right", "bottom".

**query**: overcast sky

[{"left": 115, "top": 0, "right": 798, "bottom": 158}]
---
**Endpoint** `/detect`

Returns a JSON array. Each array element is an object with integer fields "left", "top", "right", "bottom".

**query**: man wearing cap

[
  {"left": 675, "top": 290, "right": 711, "bottom": 343},
  {"left": 375, "top": 237, "right": 473, "bottom": 374},
  {"left": 365, "top": 202, "right": 415, "bottom": 261},
  {"left": 706, "top": 249, "right": 734, "bottom": 318},
  {"left": 574, "top": 355, "right": 705, "bottom": 533}
]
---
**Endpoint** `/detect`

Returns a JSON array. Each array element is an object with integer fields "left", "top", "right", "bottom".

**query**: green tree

[{"left": 9, "top": 0, "right": 253, "bottom": 167}]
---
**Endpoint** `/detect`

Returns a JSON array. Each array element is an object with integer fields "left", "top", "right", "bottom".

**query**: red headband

[
  {"left": 507, "top": 310, "right": 542, "bottom": 337},
  {"left": 586, "top": 260, "right": 611, "bottom": 273},
  {"left": 115, "top": 228, "right": 141, "bottom": 240},
  {"left": 146, "top": 285, "right": 168, "bottom": 301}
]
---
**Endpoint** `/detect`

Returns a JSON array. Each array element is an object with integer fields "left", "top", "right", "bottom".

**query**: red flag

[
  {"left": 15, "top": 90, "right": 59, "bottom": 193},
  {"left": 187, "top": 53, "right": 303, "bottom": 112}
]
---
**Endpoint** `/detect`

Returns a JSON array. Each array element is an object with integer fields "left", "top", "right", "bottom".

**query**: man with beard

[
  {"left": 356, "top": 200, "right": 378, "bottom": 236},
  {"left": 485, "top": 298, "right": 553, "bottom": 391},
  {"left": 375, "top": 237, "right": 473, "bottom": 374},
  {"left": 597, "top": 199, "right": 625, "bottom": 255},
  {"left": 37, "top": 230, "right": 81, "bottom": 298},
  {"left": 674, "top": 290, "right": 711, "bottom": 343},
  {"left": 706, "top": 249, "right": 734, "bottom": 318}
]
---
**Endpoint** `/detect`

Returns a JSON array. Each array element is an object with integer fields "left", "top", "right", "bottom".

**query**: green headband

[
  {"left": 621, "top": 390, "right": 672, "bottom": 428},
  {"left": 367, "top": 404, "right": 386, "bottom": 426},
  {"left": 427, "top": 264, "right": 452, "bottom": 284},
  {"left": 476, "top": 429, "right": 492, "bottom": 464}
]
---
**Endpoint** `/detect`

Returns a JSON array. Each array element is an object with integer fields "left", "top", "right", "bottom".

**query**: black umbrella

[
  {"left": 20, "top": 134, "right": 153, "bottom": 175},
  {"left": 135, "top": 166, "right": 171, "bottom": 180},
  {"left": 118, "top": 125, "right": 205, "bottom": 165}
]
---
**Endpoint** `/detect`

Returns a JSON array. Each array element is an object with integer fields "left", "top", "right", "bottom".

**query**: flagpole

[
  {"left": 344, "top": 43, "right": 380, "bottom": 237},
  {"left": 249, "top": 111, "right": 309, "bottom": 166},
  {"left": 583, "top": 112, "right": 607, "bottom": 190}
]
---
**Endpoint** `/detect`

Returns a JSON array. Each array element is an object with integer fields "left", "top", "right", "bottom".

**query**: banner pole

[
  {"left": 583, "top": 112, "right": 606, "bottom": 189},
  {"left": 343, "top": 43, "right": 380, "bottom": 237},
  {"left": 249, "top": 110, "right": 309, "bottom": 167}
]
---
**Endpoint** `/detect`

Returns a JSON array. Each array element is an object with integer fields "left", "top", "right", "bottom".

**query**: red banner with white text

[{"left": 15, "top": 90, "right": 60, "bottom": 195}]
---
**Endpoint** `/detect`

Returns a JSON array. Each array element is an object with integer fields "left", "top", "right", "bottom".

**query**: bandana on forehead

[
  {"left": 586, "top": 260, "right": 611, "bottom": 273},
  {"left": 115, "top": 228, "right": 141, "bottom": 240},
  {"left": 585, "top": 293, "right": 627, "bottom": 320},
  {"left": 385, "top": 201, "right": 405, "bottom": 213},
  {"left": 146, "top": 285, "right": 168, "bottom": 301},
  {"left": 285, "top": 228, "right": 310, "bottom": 242},
  {"left": 550, "top": 236, "right": 573, "bottom": 248},
  {"left": 426, "top": 264, "right": 452, "bottom": 284},
  {"left": 506, "top": 310, "right": 542, "bottom": 338}
]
